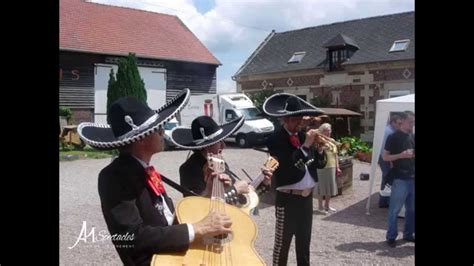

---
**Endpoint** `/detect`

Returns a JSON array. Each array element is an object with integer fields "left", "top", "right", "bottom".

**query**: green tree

[
  {"left": 249, "top": 89, "right": 276, "bottom": 111},
  {"left": 310, "top": 94, "right": 331, "bottom": 107},
  {"left": 106, "top": 68, "right": 117, "bottom": 114},
  {"left": 106, "top": 53, "right": 147, "bottom": 123},
  {"left": 59, "top": 106, "right": 72, "bottom": 121}
]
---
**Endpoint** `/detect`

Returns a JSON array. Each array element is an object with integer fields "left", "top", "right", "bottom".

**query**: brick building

[{"left": 233, "top": 12, "right": 414, "bottom": 141}]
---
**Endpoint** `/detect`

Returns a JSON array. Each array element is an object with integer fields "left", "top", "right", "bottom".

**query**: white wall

[{"left": 94, "top": 64, "right": 167, "bottom": 124}]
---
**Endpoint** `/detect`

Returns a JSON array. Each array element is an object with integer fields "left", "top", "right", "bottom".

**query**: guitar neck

[
  {"left": 207, "top": 154, "right": 227, "bottom": 203},
  {"left": 211, "top": 175, "right": 226, "bottom": 202},
  {"left": 250, "top": 173, "right": 265, "bottom": 188}
]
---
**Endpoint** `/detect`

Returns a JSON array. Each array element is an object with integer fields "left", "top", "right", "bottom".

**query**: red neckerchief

[
  {"left": 289, "top": 133, "right": 301, "bottom": 148},
  {"left": 145, "top": 166, "right": 166, "bottom": 196}
]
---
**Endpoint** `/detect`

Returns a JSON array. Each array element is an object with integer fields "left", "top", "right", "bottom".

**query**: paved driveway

[{"left": 60, "top": 147, "right": 414, "bottom": 265}]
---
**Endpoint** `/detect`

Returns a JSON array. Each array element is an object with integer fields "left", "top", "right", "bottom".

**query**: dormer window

[
  {"left": 330, "top": 49, "right": 346, "bottom": 70},
  {"left": 323, "top": 33, "right": 359, "bottom": 72},
  {"left": 389, "top": 39, "right": 410, "bottom": 52},
  {"left": 288, "top": 51, "right": 306, "bottom": 64}
]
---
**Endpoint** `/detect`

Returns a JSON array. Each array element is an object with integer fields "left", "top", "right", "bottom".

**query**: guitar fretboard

[{"left": 250, "top": 173, "right": 265, "bottom": 188}]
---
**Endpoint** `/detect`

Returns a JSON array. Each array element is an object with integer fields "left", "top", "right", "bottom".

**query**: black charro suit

[
  {"left": 267, "top": 127, "right": 326, "bottom": 187},
  {"left": 179, "top": 151, "right": 270, "bottom": 205},
  {"left": 98, "top": 154, "right": 189, "bottom": 265},
  {"left": 266, "top": 126, "right": 326, "bottom": 266}
]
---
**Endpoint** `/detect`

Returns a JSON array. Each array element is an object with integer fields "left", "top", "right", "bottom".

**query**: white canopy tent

[{"left": 366, "top": 94, "right": 414, "bottom": 215}]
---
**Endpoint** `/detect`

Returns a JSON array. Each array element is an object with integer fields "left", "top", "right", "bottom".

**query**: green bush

[
  {"left": 310, "top": 94, "right": 331, "bottom": 107},
  {"left": 59, "top": 107, "right": 72, "bottom": 120},
  {"left": 248, "top": 89, "right": 276, "bottom": 111},
  {"left": 337, "top": 136, "right": 372, "bottom": 156},
  {"left": 106, "top": 53, "right": 147, "bottom": 124}
]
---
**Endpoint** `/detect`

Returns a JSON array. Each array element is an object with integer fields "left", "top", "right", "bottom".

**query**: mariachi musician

[
  {"left": 263, "top": 93, "right": 327, "bottom": 266},
  {"left": 170, "top": 115, "right": 273, "bottom": 206},
  {"left": 77, "top": 90, "right": 232, "bottom": 265}
]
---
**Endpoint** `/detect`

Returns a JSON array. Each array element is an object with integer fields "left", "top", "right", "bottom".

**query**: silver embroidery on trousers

[{"left": 273, "top": 206, "right": 286, "bottom": 265}]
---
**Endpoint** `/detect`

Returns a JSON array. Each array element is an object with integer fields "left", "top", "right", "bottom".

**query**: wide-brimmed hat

[
  {"left": 263, "top": 93, "right": 325, "bottom": 117},
  {"left": 78, "top": 89, "right": 190, "bottom": 150},
  {"left": 170, "top": 115, "right": 245, "bottom": 149}
]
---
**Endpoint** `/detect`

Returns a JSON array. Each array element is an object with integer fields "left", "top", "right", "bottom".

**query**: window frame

[
  {"left": 389, "top": 39, "right": 410, "bottom": 52},
  {"left": 224, "top": 109, "right": 238, "bottom": 122},
  {"left": 288, "top": 51, "right": 306, "bottom": 64}
]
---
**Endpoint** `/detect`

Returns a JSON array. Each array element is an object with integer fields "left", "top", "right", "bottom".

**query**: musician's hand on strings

[
  {"left": 192, "top": 211, "right": 232, "bottom": 239},
  {"left": 218, "top": 173, "right": 232, "bottom": 186},
  {"left": 261, "top": 167, "right": 273, "bottom": 186},
  {"left": 234, "top": 180, "right": 249, "bottom": 194},
  {"left": 203, "top": 172, "right": 232, "bottom": 197}
]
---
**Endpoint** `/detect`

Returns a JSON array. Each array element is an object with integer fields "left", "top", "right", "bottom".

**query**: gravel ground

[{"left": 60, "top": 146, "right": 414, "bottom": 265}]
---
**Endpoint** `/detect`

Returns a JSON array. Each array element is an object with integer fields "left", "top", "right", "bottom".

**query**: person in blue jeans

[
  {"left": 378, "top": 113, "right": 401, "bottom": 207},
  {"left": 382, "top": 111, "right": 415, "bottom": 248}
]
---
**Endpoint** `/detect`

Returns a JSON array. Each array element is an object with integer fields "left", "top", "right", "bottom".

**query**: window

[
  {"left": 340, "top": 50, "right": 347, "bottom": 61},
  {"left": 329, "top": 49, "right": 345, "bottom": 71},
  {"left": 332, "top": 51, "right": 338, "bottom": 64},
  {"left": 288, "top": 52, "right": 306, "bottom": 63},
  {"left": 389, "top": 39, "right": 410, "bottom": 52},
  {"left": 239, "top": 107, "right": 263, "bottom": 121},
  {"left": 164, "top": 121, "right": 178, "bottom": 130},
  {"left": 225, "top": 109, "right": 237, "bottom": 122}
]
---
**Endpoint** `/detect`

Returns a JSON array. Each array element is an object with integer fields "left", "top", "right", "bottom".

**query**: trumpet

[{"left": 311, "top": 130, "right": 341, "bottom": 148}]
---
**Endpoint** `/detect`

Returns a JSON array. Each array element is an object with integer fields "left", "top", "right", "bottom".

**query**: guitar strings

[
  {"left": 219, "top": 171, "right": 233, "bottom": 266},
  {"left": 203, "top": 153, "right": 238, "bottom": 265},
  {"left": 204, "top": 164, "right": 217, "bottom": 265}
]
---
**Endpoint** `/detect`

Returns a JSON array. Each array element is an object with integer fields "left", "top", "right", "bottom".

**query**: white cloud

[
  {"left": 90, "top": 0, "right": 414, "bottom": 92},
  {"left": 217, "top": 78, "right": 237, "bottom": 93}
]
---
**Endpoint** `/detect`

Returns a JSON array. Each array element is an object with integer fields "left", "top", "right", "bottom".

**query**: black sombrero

[
  {"left": 170, "top": 115, "right": 245, "bottom": 149},
  {"left": 262, "top": 93, "right": 325, "bottom": 117},
  {"left": 78, "top": 89, "right": 190, "bottom": 150}
]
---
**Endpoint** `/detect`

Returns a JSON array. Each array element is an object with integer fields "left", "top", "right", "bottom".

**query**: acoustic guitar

[
  {"left": 151, "top": 153, "right": 266, "bottom": 266},
  {"left": 238, "top": 156, "right": 279, "bottom": 215}
]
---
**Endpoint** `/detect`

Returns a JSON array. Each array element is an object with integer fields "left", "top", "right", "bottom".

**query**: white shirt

[
  {"left": 132, "top": 156, "right": 195, "bottom": 242},
  {"left": 277, "top": 165, "right": 316, "bottom": 191},
  {"left": 277, "top": 127, "right": 317, "bottom": 191}
]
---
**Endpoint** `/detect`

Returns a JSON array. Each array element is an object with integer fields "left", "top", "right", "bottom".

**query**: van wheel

[{"left": 236, "top": 134, "right": 248, "bottom": 148}]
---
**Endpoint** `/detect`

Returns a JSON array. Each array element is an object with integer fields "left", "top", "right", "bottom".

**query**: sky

[{"left": 90, "top": 0, "right": 414, "bottom": 93}]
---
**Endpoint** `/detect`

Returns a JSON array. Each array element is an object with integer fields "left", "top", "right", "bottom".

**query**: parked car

[{"left": 163, "top": 118, "right": 179, "bottom": 150}]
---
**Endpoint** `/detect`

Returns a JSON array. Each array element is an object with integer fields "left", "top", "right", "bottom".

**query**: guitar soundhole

[
  {"left": 237, "top": 194, "right": 248, "bottom": 206},
  {"left": 203, "top": 232, "right": 233, "bottom": 245}
]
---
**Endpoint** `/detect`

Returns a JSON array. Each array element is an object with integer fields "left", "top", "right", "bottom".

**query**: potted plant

[
  {"left": 338, "top": 136, "right": 372, "bottom": 163},
  {"left": 355, "top": 145, "right": 372, "bottom": 163}
]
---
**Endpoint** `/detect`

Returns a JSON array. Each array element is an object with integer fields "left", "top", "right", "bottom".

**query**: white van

[
  {"left": 179, "top": 93, "right": 274, "bottom": 147},
  {"left": 163, "top": 118, "right": 179, "bottom": 150}
]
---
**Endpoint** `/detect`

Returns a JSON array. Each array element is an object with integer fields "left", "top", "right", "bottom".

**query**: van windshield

[
  {"left": 164, "top": 122, "right": 178, "bottom": 130},
  {"left": 239, "top": 107, "right": 263, "bottom": 121}
]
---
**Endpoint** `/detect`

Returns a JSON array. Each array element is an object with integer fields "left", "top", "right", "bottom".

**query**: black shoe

[
  {"left": 403, "top": 236, "right": 415, "bottom": 242},
  {"left": 386, "top": 239, "right": 396, "bottom": 248}
]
